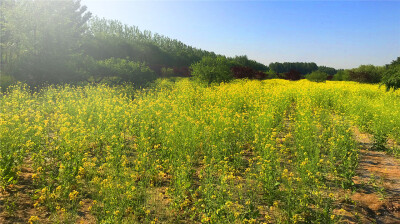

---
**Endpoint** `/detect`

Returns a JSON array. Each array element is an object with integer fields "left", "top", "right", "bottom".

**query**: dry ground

[{"left": 336, "top": 128, "right": 400, "bottom": 224}]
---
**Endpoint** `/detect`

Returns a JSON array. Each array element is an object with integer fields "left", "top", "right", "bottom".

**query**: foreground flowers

[{"left": 1, "top": 79, "right": 399, "bottom": 223}]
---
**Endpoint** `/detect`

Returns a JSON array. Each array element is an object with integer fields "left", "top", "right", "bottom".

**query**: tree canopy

[
  {"left": 381, "top": 57, "right": 400, "bottom": 91},
  {"left": 269, "top": 62, "right": 318, "bottom": 75},
  {"left": 1, "top": 0, "right": 91, "bottom": 85},
  {"left": 190, "top": 56, "right": 233, "bottom": 84}
]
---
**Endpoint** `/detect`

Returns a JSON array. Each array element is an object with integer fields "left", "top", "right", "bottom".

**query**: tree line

[{"left": 1, "top": 0, "right": 399, "bottom": 91}]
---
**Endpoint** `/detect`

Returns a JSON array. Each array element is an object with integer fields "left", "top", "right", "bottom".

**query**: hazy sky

[{"left": 83, "top": 0, "right": 400, "bottom": 69}]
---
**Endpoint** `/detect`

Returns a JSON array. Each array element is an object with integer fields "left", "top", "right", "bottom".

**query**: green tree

[
  {"left": 1, "top": 0, "right": 91, "bottom": 85},
  {"left": 85, "top": 17, "right": 217, "bottom": 68},
  {"left": 268, "top": 62, "right": 318, "bottom": 75},
  {"left": 332, "top": 70, "right": 350, "bottom": 81},
  {"left": 348, "top": 65, "right": 384, "bottom": 83},
  {"left": 381, "top": 57, "right": 400, "bottom": 91},
  {"left": 190, "top": 56, "right": 233, "bottom": 84},
  {"left": 305, "top": 71, "right": 328, "bottom": 82},
  {"left": 317, "top": 66, "right": 337, "bottom": 76},
  {"left": 230, "top": 55, "right": 268, "bottom": 71}
]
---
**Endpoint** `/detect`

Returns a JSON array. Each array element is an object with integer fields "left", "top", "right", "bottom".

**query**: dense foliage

[
  {"left": 317, "top": 66, "right": 337, "bottom": 76},
  {"left": 381, "top": 57, "right": 400, "bottom": 91},
  {"left": 84, "top": 17, "right": 216, "bottom": 68},
  {"left": 269, "top": 62, "right": 318, "bottom": 75},
  {"left": 348, "top": 65, "right": 384, "bottom": 83},
  {"left": 190, "top": 56, "right": 233, "bottom": 84},
  {"left": 229, "top": 55, "right": 268, "bottom": 72},
  {"left": 89, "top": 58, "right": 157, "bottom": 86},
  {"left": 0, "top": 0, "right": 91, "bottom": 85},
  {"left": 332, "top": 70, "right": 350, "bottom": 81},
  {"left": 280, "top": 69, "right": 302, "bottom": 81},
  {"left": 305, "top": 71, "right": 329, "bottom": 82},
  {"left": 231, "top": 66, "right": 266, "bottom": 79}
]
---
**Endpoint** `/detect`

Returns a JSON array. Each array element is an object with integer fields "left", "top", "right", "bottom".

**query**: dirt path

[{"left": 338, "top": 128, "right": 400, "bottom": 223}]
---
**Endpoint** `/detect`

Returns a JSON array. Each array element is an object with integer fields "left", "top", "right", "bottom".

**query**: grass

[{"left": 1, "top": 79, "right": 399, "bottom": 223}]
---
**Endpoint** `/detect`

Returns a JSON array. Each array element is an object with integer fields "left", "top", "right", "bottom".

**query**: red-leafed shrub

[
  {"left": 172, "top": 66, "right": 190, "bottom": 77},
  {"left": 280, "top": 70, "right": 302, "bottom": 81},
  {"left": 254, "top": 71, "right": 266, "bottom": 79},
  {"left": 231, "top": 66, "right": 266, "bottom": 80},
  {"left": 231, "top": 66, "right": 255, "bottom": 79}
]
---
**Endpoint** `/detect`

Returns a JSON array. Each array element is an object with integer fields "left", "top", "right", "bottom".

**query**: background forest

[{"left": 0, "top": 0, "right": 399, "bottom": 89}]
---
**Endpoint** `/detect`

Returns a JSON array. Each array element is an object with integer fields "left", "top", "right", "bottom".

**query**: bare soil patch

[
  {"left": 0, "top": 163, "right": 48, "bottom": 223},
  {"left": 337, "top": 127, "right": 400, "bottom": 223}
]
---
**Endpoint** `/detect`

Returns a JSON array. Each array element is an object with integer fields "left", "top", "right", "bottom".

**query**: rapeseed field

[{"left": 1, "top": 79, "right": 399, "bottom": 223}]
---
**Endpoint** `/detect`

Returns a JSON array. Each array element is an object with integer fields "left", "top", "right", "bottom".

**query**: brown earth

[
  {"left": 337, "top": 127, "right": 400, "bottom": 224},
  {"left": 0, "top": 167, "right": 96, "bottom": 224},
  {"left": 0, "top": 163, "right": 48, "bottom": 224}
]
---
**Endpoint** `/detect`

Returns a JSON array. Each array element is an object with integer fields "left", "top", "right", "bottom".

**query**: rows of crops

[{"left": 1, "top": 79, "right": 399, "bottom": 223}]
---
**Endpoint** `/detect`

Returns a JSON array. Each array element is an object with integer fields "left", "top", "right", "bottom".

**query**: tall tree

[
  {"left": 382, "top": 57, "right": 400, "bottom": 91},
  {"left": 317, "top": 66, "right": 337, "bottom": 76},
  {"left": 1, "top": 0, "right": 91, "bottom": 85}
]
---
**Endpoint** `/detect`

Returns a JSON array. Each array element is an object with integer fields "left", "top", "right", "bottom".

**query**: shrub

[
  {"left": 230, "top": 66, "right": 267, "bottom": 80},
  {"left": 93, "top": 58, "right": 157, "bottom": 86},
  {"left": 333, "top": 70, "right": 350, "bottom": 81},
  {"left": 305, "top": 71, "right": 329, "bottom": 82},
  {"left": 231, "top": 66, "right": 254, "bottom": 79},
  {"left": 280, "top": 70, "right": 302, "bottom": 81},
  {"left": 190, "top": 56, "right": 233, "bottom": 84},
  {"left": 254, "top": 71, "right": 266, "bottom": 79},
  {"left": 265, "top": 71, "right": 278, "bottom": 79}
]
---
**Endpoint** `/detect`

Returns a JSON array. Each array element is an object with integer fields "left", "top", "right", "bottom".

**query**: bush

[
  {"left": 265, "top": 71, "right": 278, "bottom": 79},
  {"left": 254, "top": 71, "right": 266, "bottom": 79},
  {"left": 333, "top": 70, "right": 350, "bottom": 81},
  {"left": 190, "top": 56, "right": 233, "bottom": 84},
  {"left": 231, "top": 66, "right": 256, "bottom": 79},
  {"left": 280, "top": 70, "right": 302, "bottom": 81},
  {"left": 231, "top": 66, "right": 265, "bottom": 79},
  {"left": 305, "top": 71, "right": 328, "bottom": 82},
  {"left": 92, "top": 58, "right": 157, "bottom": 86}
]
